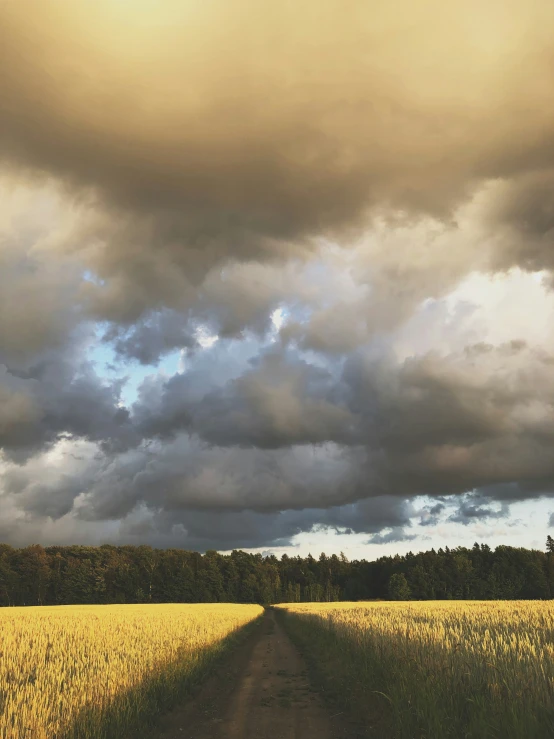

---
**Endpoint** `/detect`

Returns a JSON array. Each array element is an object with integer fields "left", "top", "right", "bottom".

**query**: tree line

[{"left": 0, "top": 540, "right": 553, "bottom": 607}]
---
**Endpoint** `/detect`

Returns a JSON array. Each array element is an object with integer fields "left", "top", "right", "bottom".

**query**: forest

[{"left": 1, "top": 540, "right": 553, "bottom": 607}]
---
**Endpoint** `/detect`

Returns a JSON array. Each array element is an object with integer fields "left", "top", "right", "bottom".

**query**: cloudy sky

[{"left": 1, "top": 0, "right": 554, "bottom": 558}]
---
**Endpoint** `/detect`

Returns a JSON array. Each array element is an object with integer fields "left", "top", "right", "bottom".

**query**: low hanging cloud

[
  {"left": 2, "top": 1, "right": 554, "bottom": 549},
  {"left": 2, "top": 1, "right": 554, "bottom": 318},
  {"left": 448, "top": 494, "right": 510, "bottom": 526},
  {"left": 8, "top": 0, "right": 554, "bottom": 226}
]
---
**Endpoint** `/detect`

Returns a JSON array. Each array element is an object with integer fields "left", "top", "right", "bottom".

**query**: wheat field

[
  {"left": 277, "top": 600, "right": 554, "bottom": 738},
  {"left": 0, "top": 603, "right": 263, "bottom": 739}
]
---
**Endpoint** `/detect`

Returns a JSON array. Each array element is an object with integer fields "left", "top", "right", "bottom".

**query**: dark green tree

[
  {"left": 0, "top": 540, "right": 552, "bottom": 606},
  {"left": 388, "top": 572, "right": 412, "bottom": 601}
]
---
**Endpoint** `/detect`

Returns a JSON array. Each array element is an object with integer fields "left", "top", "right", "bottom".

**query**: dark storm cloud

[
  {"left": 131, "top": 339, "right": 554, "bottom": 502},
  {"left": 488, "top": 171, "right": 554, "bottom": 241},
  {"left": 448, "top": 494, "right": 510, "bottom": 525},
  {"left": 418, "top": 503, "right": 446, "bottom": 527},
  {"left": 103, "top": 309, "right": 198, "bottom": 365},
  {"left": 2, "top": 1, "right": 554, "bottom": 324},
  {"left": 0, "top": 437, "right": 399, "bottom": 549},
  {"left": 118, "top": 508, "right": 314, "bottom": 551},
  {"left": 337, "top": 341, "right": 554, "bottom": 502},
  {"left": 475, "top": 481, "right": 554, "bottom": 501},
  {"left": 75, "top": 439, "right": 371, "bottom": 520},
  {"left": 8, "top": 1, "right": 553, "bottom": 226},
  {"left": 11, "top": 334, "right": 553, "bottom": 534},
  {"left": 0, "top": 374, "right": 43, "bottom": 453},
  {"left": 0, "top": 340, "right": 138, "bottom": 459},
  {"left": 0, "top": 495, "right": 418, "bottom": 552},
  {"left": 0, "top": 440, "right": 419, "bottom": 549},
  {"left": 0, "top": 198, "right": 84, "bottom": 363},
  {"left": 366, "top": 529, "right": 419, "bottom": 545},
  {"left": 119, "top": 497, "right": 418, "bottom": 551},
  {"left": 136, "top": 350, "right": 356, "bottom": 448},
  {"left": 482, "top": 170, "right": 554, "bottom": 280},
  {"left": 318, "top": 496, "right": 415, "bottom": 535},
  {"left": 4, "top": 315, "right": 554, "bottom": 548},
  {"left": 3, "top": 1, "right": 554, "bottom": 550}
]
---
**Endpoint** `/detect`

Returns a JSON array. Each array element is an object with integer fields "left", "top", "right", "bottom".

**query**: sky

[{"left": 1, "top": 0, "right": 554, "bottom": 558}]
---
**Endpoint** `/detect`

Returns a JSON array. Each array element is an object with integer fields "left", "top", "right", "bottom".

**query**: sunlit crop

[
  {"left": 0, "top": 603, "right": 262, "bottom": 739},
  {"left": 277, "top": 600, "right": 554, "bottom": 738}
]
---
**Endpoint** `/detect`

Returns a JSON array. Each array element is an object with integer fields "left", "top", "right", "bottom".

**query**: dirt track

[{"left": 152, "top": 609, "right": 363, "bottom": 739}]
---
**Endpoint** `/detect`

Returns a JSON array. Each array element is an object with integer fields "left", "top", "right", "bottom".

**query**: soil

[{"left": 149, "top": 609, "right": 365, "bottom": 739}]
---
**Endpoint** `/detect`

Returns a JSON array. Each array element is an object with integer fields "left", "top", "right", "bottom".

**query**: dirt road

[{"left": 152, "top": 609, "right": 364, "bottom": 739}]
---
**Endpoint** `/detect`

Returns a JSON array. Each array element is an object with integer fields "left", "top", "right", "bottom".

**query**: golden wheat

[
  {"left": 0, "top": 603, "right": 262, "bottom": 739},
  {"left": 277, "top": 600, "right": 554, "bottom": 738}
]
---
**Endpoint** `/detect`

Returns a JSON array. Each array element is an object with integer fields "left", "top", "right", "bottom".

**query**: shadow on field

[
  {"left": 276, "top": 608, "right": 554, "bottom": 739},
  {"left": 58, "top": 616, "right": 264, "bottom": 739},
  {"left": 273, "top": 608, "right": 388, "bottom": 738},
  {"left": 152, "top": 608, "right": 365, "bottom": 739}
]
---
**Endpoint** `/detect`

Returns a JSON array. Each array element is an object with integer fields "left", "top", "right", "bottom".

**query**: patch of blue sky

[
  {"left": 82, "top": 269, "right": 105, "bottom": 286},
  {"left": 119, "top": 350, "right": 183, "bottom": 407},
  {"left": 86, "top": 323, "right": 182, "bottom": 407}
]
